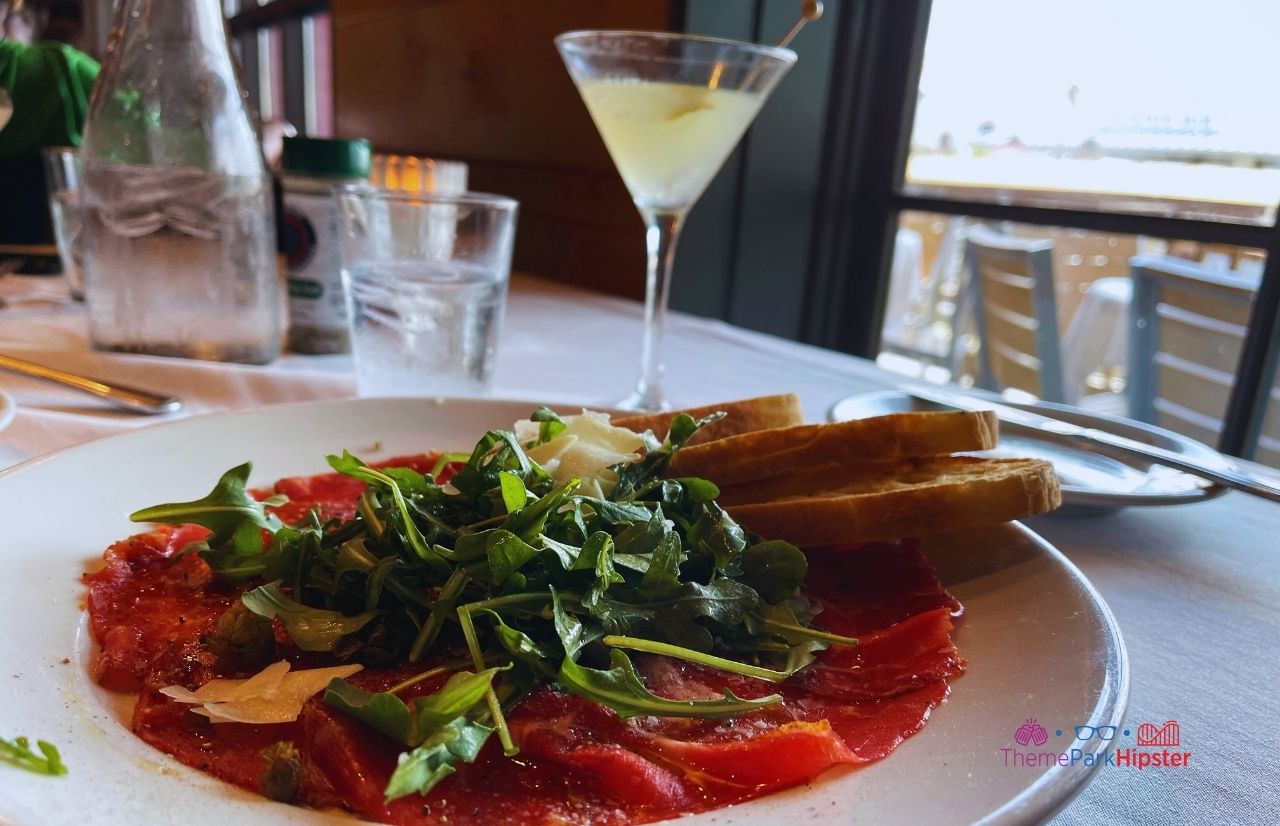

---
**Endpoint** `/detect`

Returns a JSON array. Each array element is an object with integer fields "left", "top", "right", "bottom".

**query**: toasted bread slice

[
  {"left": 613, "top": 393, "right": 804, "bottom": 447},
  {"left": 670, "top": 410, "right": 999, "bottom": 485},
  {"left": 726, "top": 457, "right": 1060, "bottom": 546},
  {"left": 715, "top": 460, "right": 924, "bottom": 506}
]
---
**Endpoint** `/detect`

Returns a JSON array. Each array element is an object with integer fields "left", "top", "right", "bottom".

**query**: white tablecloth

[
  {"left": 883, "top": 227, "right": 927, "bottom": 331},
  {"left": 1061, "top": 277, "right": 1132, "bottom": 405},
  {"left": 1, "top": 273, "right": 1276, "bottom": 826}
]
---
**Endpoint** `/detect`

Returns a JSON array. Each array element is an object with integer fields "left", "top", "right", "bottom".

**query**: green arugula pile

[{"left": 131, "top": 408, "right": 856, "bottom": 801}]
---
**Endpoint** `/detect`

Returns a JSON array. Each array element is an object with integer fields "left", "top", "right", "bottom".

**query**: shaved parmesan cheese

[
  {"left": 161, "top": 661, "right": 362, "bottom": 724},
  {"left": 519, "top": 411, "right": 646, "bottom": 498},
  {"left": 161, "top": 660, "right": 292, "bottom": 705}
]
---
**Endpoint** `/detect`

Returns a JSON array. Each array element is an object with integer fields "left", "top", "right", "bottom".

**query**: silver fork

[{"left": 0, "top": 352, "right": 182, "bottom": 415}]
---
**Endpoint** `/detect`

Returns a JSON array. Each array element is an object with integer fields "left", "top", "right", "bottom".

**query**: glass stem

[{"left": 630, "top": 209, "right": 685, "bottom": 411}]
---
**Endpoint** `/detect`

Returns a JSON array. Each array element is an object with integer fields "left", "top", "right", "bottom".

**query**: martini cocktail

[{"left": 557, "top": 31, "right": 796, "bottom": 410}]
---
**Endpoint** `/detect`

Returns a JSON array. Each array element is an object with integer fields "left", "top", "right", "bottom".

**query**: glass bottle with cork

[{"left": 280, "top": 136, "right": 372, "bottom": 354}]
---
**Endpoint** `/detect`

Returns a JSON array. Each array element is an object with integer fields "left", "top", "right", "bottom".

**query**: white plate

[
  {"left": 0, "top": 397, "right": 1128, "bottom": 825},
  {"left": 0, "top": 388, "right": 15, "bottom": 433},
  {"left": 831, "top": 390, "right": 1232, "bottom": 514}
]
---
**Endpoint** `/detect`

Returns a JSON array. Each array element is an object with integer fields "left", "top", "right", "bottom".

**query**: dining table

[{"left": 1, "top": 270, "right": 1277, "bottom": 826}]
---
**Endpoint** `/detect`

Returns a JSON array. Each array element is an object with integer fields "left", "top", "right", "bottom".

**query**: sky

[{"left": 912, "top": 0, "right": 1280, "bottom": 147}]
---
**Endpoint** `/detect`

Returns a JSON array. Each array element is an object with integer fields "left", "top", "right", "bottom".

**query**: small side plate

[{"left": 830, "top": 390, "right": 1231, "bottom": 514}]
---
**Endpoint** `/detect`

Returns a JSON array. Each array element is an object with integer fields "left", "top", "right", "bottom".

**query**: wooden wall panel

[{"left": 332, "top": 0, "right": 674, "bottom": 298}]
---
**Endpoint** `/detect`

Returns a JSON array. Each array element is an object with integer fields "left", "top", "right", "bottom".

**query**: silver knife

[
  {"left": 907, "top": 385, "right": 1280, "bottom": 505},
  {"left": 0, "top": 352, "right": 182, "bottom": 415}
]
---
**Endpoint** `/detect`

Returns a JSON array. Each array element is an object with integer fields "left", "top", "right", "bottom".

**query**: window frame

[{"left": 805, "top": 0, "right": 1280, "bottom": 458}]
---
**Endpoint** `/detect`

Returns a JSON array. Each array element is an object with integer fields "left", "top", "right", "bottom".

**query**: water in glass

[
  {"left": 346, "top": 259, "right": 506, "bottom": 397},
  {"left": 81, "top": 166, "right": 279, "bottom": 362}
]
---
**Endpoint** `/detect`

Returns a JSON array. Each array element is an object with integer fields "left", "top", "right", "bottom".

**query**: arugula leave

[
  {"left": 325, "top": 669, "right": 499, "bottom": 801},
  {"left": 242, "top": 581, "right": 376, "bottom": 652},
  {"left": 741, "top": 540, "right": 808, "bottom": 604},
  {"left": 324, "top": 668, "right": 499, "bottom": 746},
  {"left": 0, "top": 735, "right": 66, "bottom": 776},
  {"left": 603, "top": 634, "right": 817, "bottom": 683},
  {"left": 484, "top": 610, "right": 552, "bottom": 664},
  {"left": 324, "top": 680, "right": 416, "bottom": 743},
  {"left": 502, "top": 480, "right": 579, "bottom": 543},
  {"left": 527, "top": 406, "right": 567, "bottom": 447},
  {"left": 497, "top": 471, "right": 528, "bottom": 514},
  {"left": 130, "top": 462, "right": 284, "bottom": 544},
  {"left": 327, "top": 452, "right": 448, "bottom": 573},
  {"left": 383, "top": 717, "right": 493, "bottom": 802},
  {"left": 687, "top": 503, "right": 747, "bottom": 576},
  {"left": 484, "top": 530, "right": 542, "bottom": 586},
  {"left": 558, "top": 650, "right": 780, "bottom": 719},
  {"left": 574, "top": 496, "right": 653, "bottom": 526},
  {"left": 447, "top": 430, "right": 548, "bottom": 500},
  {"left": 190, "top": 540, "right": 267, "bottom": 585},
  {"left": 610, "top": 412, "right": 724, "bottom": 500},
  {"left": 551, "top": 587, "right": 590, "bottom": 659},
  {"left": 637, "top": 525, "right": 685, "bottom": 601}
]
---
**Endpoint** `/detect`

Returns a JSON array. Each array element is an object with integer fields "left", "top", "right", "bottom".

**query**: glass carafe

[{"left": 80, "top": 0, "right": 282, "bottom": 364}]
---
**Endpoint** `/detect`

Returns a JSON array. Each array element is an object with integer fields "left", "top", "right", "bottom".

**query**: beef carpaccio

[{"left": 85, "top": 454, "right": 966, "bottom": 825}]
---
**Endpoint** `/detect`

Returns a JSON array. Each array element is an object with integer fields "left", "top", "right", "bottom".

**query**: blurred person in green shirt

[
  {"left": 0, "top": 0, "right": 98, "bottom": 156},
  {"left": 0, "top": 0, "right": 99, "bottom": 253}
]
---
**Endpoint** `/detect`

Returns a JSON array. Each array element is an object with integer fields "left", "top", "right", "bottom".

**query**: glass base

[
  {"left": 91, "top": 339, "right": 279, "bottom": 365},
  {"left": 617, "top": 384, "right": 670, "bottom": 413}
]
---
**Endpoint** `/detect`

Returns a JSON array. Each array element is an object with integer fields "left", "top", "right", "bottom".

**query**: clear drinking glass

[
  {"left": 556, "top": 31, "right": 796, "bottom": 410},
  {"left": 43, "top": 147, "right": 85, "bottom": 300},
  {"left": 336, "top": 188, "right": 518, "bottom": 397},
  {"left": 79, "top": 0, "right": 282, "bottom": 364}
]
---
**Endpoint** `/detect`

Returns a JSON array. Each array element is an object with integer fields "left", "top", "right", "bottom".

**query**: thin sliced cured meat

[
  {"left": 645, "top": 719, "right": 861, "bottom": 790},
  {"left": 85, "top": 524, "right": 226, "bottom": 691},
  {"left": 84, "top": 460, "right": 967, "bottom": 826},
  {"left": 794, "top": 607, "right": 965, "bottom": 701},
  {"left": 268, "top": 453, "right": 439, "bottom": 524}
]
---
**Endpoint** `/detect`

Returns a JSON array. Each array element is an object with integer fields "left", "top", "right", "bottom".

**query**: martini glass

[{"left": 556, "top": 31, "right": 796, "bottom": 410}]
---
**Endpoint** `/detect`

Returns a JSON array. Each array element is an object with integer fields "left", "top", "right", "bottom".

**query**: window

[
  {"left": 906, "top": 0, "right": 1280, "bottom": 226},
  {"left": 809, "top": 0, "right": 1280, "bottom": 463},
  {"left": 879, "top": 211, "right": 1266, "bottom": 455},
  {"left": 1254, "top": 365, "right": 1280, "bottom": 467}
]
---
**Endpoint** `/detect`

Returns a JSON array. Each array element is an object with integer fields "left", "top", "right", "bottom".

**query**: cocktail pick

[
  {"left": 738, "top": 1, "right": 822, "bottom": 92},
  {"left": 778, "top": 0, "right": 824, "bottom": 50}
]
